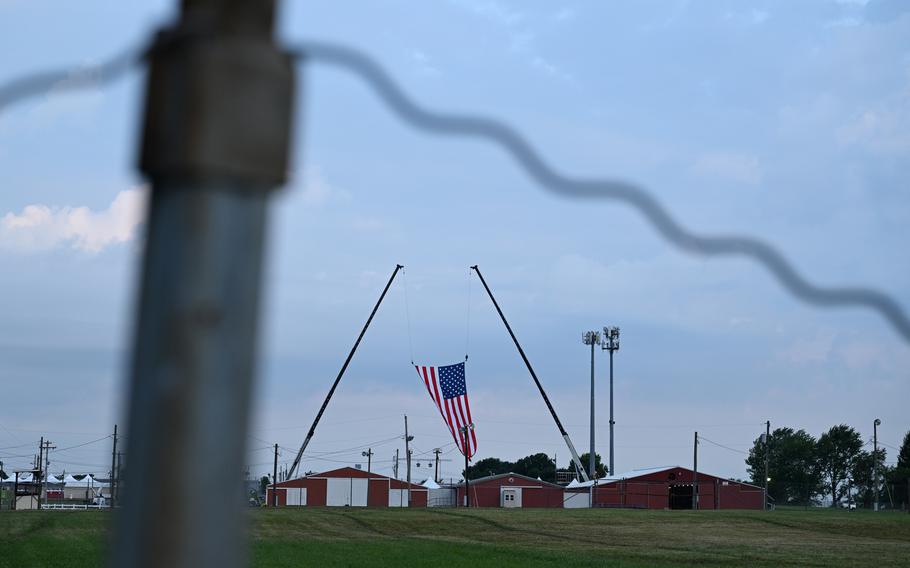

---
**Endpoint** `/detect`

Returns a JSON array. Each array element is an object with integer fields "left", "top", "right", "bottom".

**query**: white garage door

[
  {"left": 563, "top": 491, "right": 590, "bottom": 508},
  {"left": 327, "top": 478, "right": 352, "bottom": 506},
  {"left": 351, "top": 478, "right": 368, "bottom": 507},
  {"left": 286, "top": 487, "right": 307, "bottom": 506},
  {"left": 388, "top": 489, "right": 408, "bottom": 507}
]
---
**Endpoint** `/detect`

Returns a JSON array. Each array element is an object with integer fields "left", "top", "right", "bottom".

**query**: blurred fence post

[{"left": 111, "top": 1, "right": 294, "bottom": 567}]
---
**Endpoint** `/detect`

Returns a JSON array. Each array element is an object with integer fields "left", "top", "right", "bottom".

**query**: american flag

[{"left": 414, "top": 362, "right": 477, "bottom": 458}]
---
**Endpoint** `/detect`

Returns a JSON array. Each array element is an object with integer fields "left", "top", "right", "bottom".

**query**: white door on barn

[
  {"left": 389, "top": 488, "right": 408, "bottom": 507},
  {"left": 563, "top": 491, "right": 589, "bottom": 508},
  {"left": 502, "top": 488, "right": 521, "bottom": 508},
  {"left": 326, "top": 478, "right": 352, "bottom": 506},
  {"left": 351, "top": 478, "right": 368, "bottom": 507},
  {"left": 286, "top": 488, "right": 307, "bottom": 506}
]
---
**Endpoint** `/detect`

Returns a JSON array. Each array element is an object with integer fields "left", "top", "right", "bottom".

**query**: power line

[
  {"left": 699, "top": 436, "right": 750, "bottom": 455},
  {"left": 51, "top": 435, "right": 112, "bottom": 454}
]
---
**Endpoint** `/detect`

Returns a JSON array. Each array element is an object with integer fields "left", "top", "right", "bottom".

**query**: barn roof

[
  {"left": 588, "top": 465, "right": 762, "bottom": 489},
  {"left": 455, "top": 472, "right": 563, "bottom": 489},
  {"left": 274, "top": 466, "right": 426, "bottom": 489}
]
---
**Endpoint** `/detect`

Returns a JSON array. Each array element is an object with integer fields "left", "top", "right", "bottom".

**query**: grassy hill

[{"left": 1, "top": 507, "right": 908, "bottom": 567}]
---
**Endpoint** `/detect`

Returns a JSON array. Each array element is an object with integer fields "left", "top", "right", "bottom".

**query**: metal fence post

[{"left": 111, "top": 1, "right": 294, "bottom": 566}]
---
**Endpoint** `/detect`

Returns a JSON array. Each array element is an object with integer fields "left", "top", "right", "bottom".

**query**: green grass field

[{"left": 1, "top": 507, "right": 908, "bottom": 567}]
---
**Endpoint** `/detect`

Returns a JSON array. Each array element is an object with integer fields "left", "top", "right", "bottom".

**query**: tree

[
  {"left": 514, "top": 453, "right": 556, "bottom": 482},
  {"left": 466, "top": 457, "right": 512, "bottom": 480},
  {"left": 886, "top": 430, "right": 910, "bottom": 509},
  {"left": 258, "top": 476, "right": 270, "bottom": 497},
  {"left": 567, "top": 453, "right": 606, "bottom": 479},
  {"left": 850, "top": 448, "right": 887, "bottom": 508},
  {"left": 746, "top": 427, "right": 821, "bottom": 505},
  {"left": 816, "top": 424, "right": 863, "bottom": 507}
]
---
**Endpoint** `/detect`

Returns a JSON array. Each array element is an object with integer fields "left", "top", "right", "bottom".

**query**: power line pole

[
  {"left": 602, "top": 327, "right": 620, "bottom": 476},
  {"left": 763, "top": 420, "right": 770, "bottom": 511},
  {"left": 272, "top": 444, "right": 278, "bottom": 508},
  {"left": 36, "top": 437, "right": 43, "bottom": 511},
  {"left": 361, "top": 448, "right": 373, "bottom": 473},
  {"left": 404, "top": 415, "right": 414, "bottom": 506},
  {"left": 42, "top": 439, "right": 55, "bottom": 509},
  {"left": 582, "top": 330, "right": 600, "bottom": 479},
  {"left": 110, "top": 424, "right": 118, "bottom": 509},
  {"left": 111, "top": 2, "right": 294, "bottom": 567},
  {"left": 874, "top": 418, "right": 881, "bottom": 512},
  {"left": 692, "top": 431, "right": 698, "bottom": 510},
  {"left": 460, "top": 425, "right": 471, "bottom": 507},
  {"left": 433, "top": 448, "right": 441, "bottom": 484}
]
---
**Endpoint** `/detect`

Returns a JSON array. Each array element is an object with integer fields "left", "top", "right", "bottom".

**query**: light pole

[
  {"left": 602, "top": 327, "right": 620, "bottom": 476},
  {"left": 582, "top": 331, "right": 601, "bottom": 479},
  {"left": 874, "top": 419, "right": 881, "bottom": 512}
]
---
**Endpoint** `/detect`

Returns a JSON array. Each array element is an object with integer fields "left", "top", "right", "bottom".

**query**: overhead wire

[{"left": 699, "top": 436, "right": 751, "bottom": 455}]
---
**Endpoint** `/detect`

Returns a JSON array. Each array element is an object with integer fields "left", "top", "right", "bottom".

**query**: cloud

[
  {"left": 691, "top": 151, "right": 762, "bottom": 186},
  {"left": 837, "top": 106, "right": 910, "bottom": 154},
  {"left": 0, "top": 188, "right": 147, "bottom": 253},
  {"left": 298, "top": 166, "right": 351, "bottom": 206}
]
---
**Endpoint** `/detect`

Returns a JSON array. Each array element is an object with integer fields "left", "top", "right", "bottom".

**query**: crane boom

[
  {"left": 286, "top": 264, "right": 403, "bottom": 480},
  {"left": 470, "top": 265, "right": 590, "bottom": 482}
]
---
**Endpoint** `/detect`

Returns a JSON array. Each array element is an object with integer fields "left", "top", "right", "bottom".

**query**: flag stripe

[
  {"left": 455, "top": 397, "right": 470, "bottom": 455},
  {"left": 414, "top": 361, "right": 476, "bottom": 458}
]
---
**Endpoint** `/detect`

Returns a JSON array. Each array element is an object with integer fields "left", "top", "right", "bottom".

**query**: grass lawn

[{"left": 1, "top": 507, "right": 908, "bottom": 567}]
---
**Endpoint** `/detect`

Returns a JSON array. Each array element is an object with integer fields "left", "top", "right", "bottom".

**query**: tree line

[
  {"left": 466, "top": 452, "right": 606, "bottom": 482},
  {"left": 746, "top": 425, "right": 910, "bottom": 509}
]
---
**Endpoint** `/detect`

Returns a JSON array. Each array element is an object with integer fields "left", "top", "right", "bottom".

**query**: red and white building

[
  {"left": 456, "top": 473, "right": 565, "bottom": 508},
  {"left": 266, "top": 467, "right": 428, "bottom": 508},
  {"left": 565, "top": 466, "right": 764, "bottom": 510}
]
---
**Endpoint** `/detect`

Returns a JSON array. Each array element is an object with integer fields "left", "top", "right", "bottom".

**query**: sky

[{"left": 0, "top": 0, "right": 908, "bottom": 484}]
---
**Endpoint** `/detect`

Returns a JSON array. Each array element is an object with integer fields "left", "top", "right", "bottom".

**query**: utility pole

[
  {"left": 111, "top": 2, "right": 294, "bottom": 567},
  {"left": 36, "top": 437, "right": 43, "bottom": 510},
  {"left": 460, "top": 425, "right": 471, "bottom": 507},
  {"left": 272, "top": 444, "right": 278, "bottom": 507},
  {"left": 433, "top": 448, "right": 441, "bottom": 484},
  {"left": 692, "top": 431, "right": 698, "bottom": 510},
  {"left": 874, "top": 418, "right": 881, "bottom": 512},
  {"left": 763, "top": 421, "right": 770, "bottom": 511},
  {"left": 110, "top": 424, "right": 118, "bottom": 509},
  {"left": 42, "top": 439, "right": 55, "bottom": 508},
  {"left": 582, "top": 330, "right": 600, "bottom": 479},
  {"left": 361, "top": 449, "right": 373, "bottom": 473},
  {"left": 393, "top": 449, "right": 399, "bottom": 480},
  {"left": 602, "top": 327, "right": 620, "bottom": 477},
  {"left": 404, "top": 415, "right": 413, "bottom": 506}
]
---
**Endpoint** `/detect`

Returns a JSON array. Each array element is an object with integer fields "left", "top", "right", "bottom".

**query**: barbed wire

[
  {"left": 293, "top": 40, "right": 910, "bottom": 344},
  {"left": 0, "top": 45, "right": 143, "bottom": 114},
  {"left": 1, "top": 40, "right": 909, "bottom": 343}
]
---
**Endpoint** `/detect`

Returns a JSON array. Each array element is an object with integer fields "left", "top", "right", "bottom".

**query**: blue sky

[{"left": 0, "top": 0, "right": 908, "bottom": 483}]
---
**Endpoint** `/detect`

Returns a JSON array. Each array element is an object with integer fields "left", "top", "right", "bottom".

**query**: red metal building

[
  {"left": 267, "top": 466, "right": 428, "bottom": 507},
  {"left": 456, "top": 472, "right": 565, "bottom": 508},
  {"left": 568, "top": 466, "right": 763, "bottom": 510}
]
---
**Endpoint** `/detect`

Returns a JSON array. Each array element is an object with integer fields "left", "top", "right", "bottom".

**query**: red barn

[
  {"left": 456, "top": 472, "right": 565, "bottom": 508},
  {"left": 267, "top": 467, "right": 428, "bottom": 507},
  {"left": 564, "top": 466, "right": 763, "bottom": 510}
]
